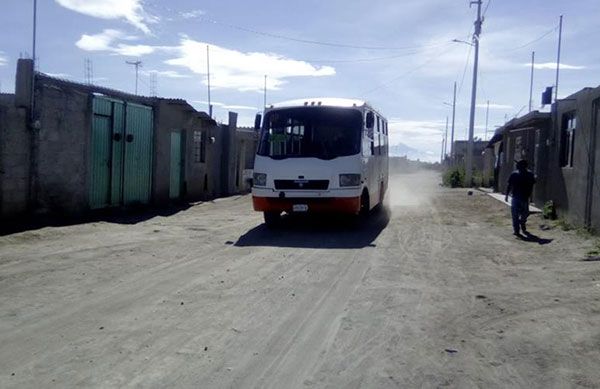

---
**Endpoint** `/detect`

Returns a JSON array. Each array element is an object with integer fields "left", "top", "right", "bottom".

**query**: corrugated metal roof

[{"left": 486, "top": 110, "right": 551, "bottom": 148}]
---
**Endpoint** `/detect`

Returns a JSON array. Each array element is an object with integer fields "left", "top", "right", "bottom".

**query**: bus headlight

[
  {"left": 253, "top": 172, "right": 267, "bottom": 186},
  {"left": 339, "top": 174, "right": 361, "bottom": 187}
]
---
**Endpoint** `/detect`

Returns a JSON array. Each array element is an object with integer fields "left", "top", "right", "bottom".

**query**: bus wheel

[
  {"left": 359, "top": 190, "right": 370, "bottom": 218},
  {"left": 263, "top": 211, "right": 281, "bottom": 227}
]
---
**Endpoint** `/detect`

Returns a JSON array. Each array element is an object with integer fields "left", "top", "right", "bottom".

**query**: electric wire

[
  {"left": 482, "top": 0, "right": 492, "bottom": 18},
  {"left": 499, "top": 26, "right": 559, "bottom": 53},
  {"left": 198, "top": 16, "right": 452, "bottom": 51},
  {"left": 304, "top": 45, "right": 452, "bottom": 64},
  {"left": 360, "top": 45, "right": 458, "bottom": 96},
  {"left": 457, "top": 43, "right": 473, "bottom": 98}
]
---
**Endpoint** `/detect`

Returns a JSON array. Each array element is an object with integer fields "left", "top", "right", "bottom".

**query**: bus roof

[{"left": 269, "top": 98, "right": 369, "bottom": 109}]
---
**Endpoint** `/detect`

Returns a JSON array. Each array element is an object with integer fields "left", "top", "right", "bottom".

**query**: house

[
  {"left": 0, "top": 59, "right": 257, "bottom": 219},
  {"left": 545, "top": 85, "right": 600, "bottom": 230},
  {"left": 486, "top": 84, "right": 600, "bottom": 231},
  {"left": 486, "top": 111, "right": 551, "bottom": 205}
]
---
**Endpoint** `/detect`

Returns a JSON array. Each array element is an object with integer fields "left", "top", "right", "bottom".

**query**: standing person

[{"left": 505, "top": 159, "right": 536, "bottom": 236}]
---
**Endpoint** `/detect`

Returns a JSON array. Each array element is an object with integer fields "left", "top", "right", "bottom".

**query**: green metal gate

[
  {"left": 89, "top": 96, "right": 153, "bottom": 209},
  {"left": 169, "top": 131, "right": 184, "bottom": 199},
  {"left": 123, "top": 103, "right": 153, "bottom": 206},
  {"left": 89, "top": 98, "right": 113, "bottom": 209}
]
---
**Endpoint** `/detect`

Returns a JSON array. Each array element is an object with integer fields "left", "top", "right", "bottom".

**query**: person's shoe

[{"left": 521, "top": 224, "right": 528, "bottom": 234}]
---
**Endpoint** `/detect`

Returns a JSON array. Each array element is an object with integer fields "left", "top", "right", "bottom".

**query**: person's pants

[{"left": 511, "top": 197, "right": 529, "bottom": 233}]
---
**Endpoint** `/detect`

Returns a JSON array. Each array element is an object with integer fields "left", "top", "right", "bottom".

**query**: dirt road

[{"left": 1, "top": 171, "right": 599, "bottom": 388}]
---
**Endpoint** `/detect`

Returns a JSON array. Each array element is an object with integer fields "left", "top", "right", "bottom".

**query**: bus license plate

[{"left": 293, "top": 204, "right": 309, "bottom": 212}]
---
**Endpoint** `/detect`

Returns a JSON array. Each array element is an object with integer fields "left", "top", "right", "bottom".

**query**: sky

[{"left": 1, "top": 0, "right": 599, "bottom": 161}]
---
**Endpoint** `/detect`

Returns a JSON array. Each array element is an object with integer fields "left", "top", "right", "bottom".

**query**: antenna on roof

[
  {"left": 206, "top": 45, "right": 212, "bottom": 118},
  {"left": 84, "top": 58, "right": 93, "bottom": 85},
  {"left": 125, "top": 59, "right": 143, "bottom": 95},
  {"left": 150, "top": 72, "right": 157, "bottom": 97}
]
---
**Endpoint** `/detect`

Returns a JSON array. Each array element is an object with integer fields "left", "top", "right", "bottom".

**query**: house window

[
  {"left": 193, "top": 130, "right": 206, "bottom": 163},
  {"left": 561, "top": 112, "right": 576, "bottom": 167}
]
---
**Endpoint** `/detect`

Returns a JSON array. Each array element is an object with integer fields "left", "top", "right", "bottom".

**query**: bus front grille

[{"left": 274, "top": 180, "right": 329, "bottom": 190}]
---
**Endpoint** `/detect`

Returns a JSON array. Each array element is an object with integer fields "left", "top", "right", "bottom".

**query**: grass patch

[
  {"left": 442, "top": 166, "right": 465, "bottom": 188},
  {"left": 555, "top": 218, "right": 574, "bottom": 231},
  {"left": 542, "top": 201, "right": 557, "bottom": 220},
  {"left": 441, "top": 165, "right": 486, "bottom": 188}
]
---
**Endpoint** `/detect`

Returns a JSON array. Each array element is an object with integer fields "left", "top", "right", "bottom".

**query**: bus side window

[
  {"left": 386, "top": 122, "right": 389, "bottom": 155},
  {"left": 376, "top": 116, "right": 381, "bottom": 155}
]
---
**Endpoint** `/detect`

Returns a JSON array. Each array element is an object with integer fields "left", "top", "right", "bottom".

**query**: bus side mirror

[
  {"left": 366, "top": 112, "right": 374, "bottom": 129},
  {"left": 254, "top": 114, "right": 262, "bottom": 130}
]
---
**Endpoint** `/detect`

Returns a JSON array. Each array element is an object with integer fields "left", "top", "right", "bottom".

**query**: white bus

[{"left": 252, "top": 98, "right": 389, "bottom": 226}]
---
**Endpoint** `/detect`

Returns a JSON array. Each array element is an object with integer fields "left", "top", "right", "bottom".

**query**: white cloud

[
  {"left": 475, "top": 103, "right": 514, "bottom": 110},
  {"left": 76, "top": 29, "right": 157, "bottom": 56},
  {"left": 44, "top": 72, "right": 72, "bottom": 79},
  {"left": 143, "top": 70, "right": 190, "bottom": 79},
  {"left": 193, "top": 100, "right": 259, "bottom": 111},
  {"left": 224, "top": 104, "right": 259, "bottom": 111},
  {"left": 55, "top": 0, "right": 156, "bottom": 34},
  {"left": 114, "top": 44, "right": 155, "bottom": 56},
  {"left": 386, "top": 118, "right": 458, "bottom": 162},
  {"left": 180, "top": 10, "right": 205, "bottom": 19},
  {"left": 165, "top": 39, "right": 335, "bottom": 92},
  {"left": 76, "top": 29, "right": 126, "bottom": 51},
  {"left": 388, "top": 118, "right": 446, "bottom": 146},
  {"left": 528, "top": 62, "right": 586, "bottom": 70},
  {"left": 0, "top": 52, "right": 7, "bottom": 66}
]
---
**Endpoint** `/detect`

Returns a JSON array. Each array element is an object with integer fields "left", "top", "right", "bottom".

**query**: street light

[
  {"left": 452, "top": 38, "right": 474, "bottom": 46},
  {"left": 443, "top": 81, "right": 457, "bottom": 162}
]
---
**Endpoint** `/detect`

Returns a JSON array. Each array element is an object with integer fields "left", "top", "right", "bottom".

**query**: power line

[
  {"left": 457, "top": 43, "right": 473, "bottom": 97},
  {"left": 304, "top": 44, "right": 452, "bottom": 64},
  {"left": 360, "top": 45, "right": 457, "bottom": 95},
  {"left": 198, "top": 16, "right": 450, "bottom": 51},
  {"left": 482, "top": 0, "right": 492, "bottom": 18},
  {"left": 499, "top": 26, "right": 558, "bottom": 53}
]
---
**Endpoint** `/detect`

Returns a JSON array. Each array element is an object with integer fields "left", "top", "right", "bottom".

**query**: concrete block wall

[
  {"left": 33, "top": 76, "right": 91, "bottom": 215},
  {"left": 0, "top": 94, "right": 30, "bottom": 217},
  {"left": 235, "top": 129, "right": 258, "bottom": 193},
  {"left": 182, "top": 117, "right": 215, "bottom": 202},
  {"left": 1, "top": 59, "right": 258, "bottom": 220},
  {"left": 545, "top": 87, "right": 600, "bottom": 230}
]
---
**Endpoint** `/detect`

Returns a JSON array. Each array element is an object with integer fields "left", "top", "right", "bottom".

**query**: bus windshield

[{"left": 257, "top": 107, "right": 362, "bottom": 160}]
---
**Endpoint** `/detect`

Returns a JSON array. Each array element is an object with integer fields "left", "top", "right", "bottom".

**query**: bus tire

[
  {"left": 359, "top": 190, "right": 370, "bottom": 218},
  {"left": 263, "top": 211, "right": 281, "bottom": 227}
]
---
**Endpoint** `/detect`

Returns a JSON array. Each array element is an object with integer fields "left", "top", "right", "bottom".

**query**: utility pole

[
  {"left": 465, "top": 0, "right": 483, "bottom": 187},
  {"left": 554, "top": 15, "right": 563, "bottom": 102},
  {"left": 528, "top": 51, "right": 535, "bottom": 112},
  {"left": 126, "top": 60, "right": 142, "bottom": 95},
  {"left": 450, "top": 81, "right": 456, "bottom": 161},
  {"left": 29, "top": 0, "right": 39, "bottom": 210},
  {"left": 484, "top": 100, "right": 490, "bottom": 141},
  {"left": 206, "top": 45, "right": 212, "bottom": 118},
  {"left": 31, "top": 0, "right": 37, "bottom": 121},
  {"left": 444, "top": 116, "right": 449, "bottom": 159},
  {"left": 263, "top": 75, "right": 267, "bottom": 109},
  {"left": 441, "top": 138, "right": 445, "bottom": 164}
]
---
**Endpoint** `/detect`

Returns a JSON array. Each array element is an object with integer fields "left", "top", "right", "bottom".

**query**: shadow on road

[
  {"left": 518, "top": 232, "right": 553, "bottom": 245},
  {"left": 0, "top": 203, "right": 192, "bottom": 236},
  {"left": 235, "top": 207, "right": 390, "bottom": 249}
]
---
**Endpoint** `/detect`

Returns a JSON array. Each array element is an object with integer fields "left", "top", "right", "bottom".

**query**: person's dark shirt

[{"left": 507, "top": 169, "right": 536, "bottom": 200}]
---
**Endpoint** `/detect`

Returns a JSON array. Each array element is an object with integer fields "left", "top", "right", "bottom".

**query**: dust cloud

[{"left": 387, "top": 169, "right": 440, "bottom": 208}]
